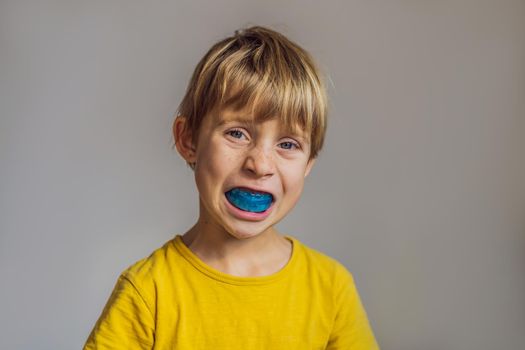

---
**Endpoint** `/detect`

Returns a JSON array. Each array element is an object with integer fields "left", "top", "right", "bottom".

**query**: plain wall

[{"left": 1, "top": 1, "right": 524, "bottom": 349}]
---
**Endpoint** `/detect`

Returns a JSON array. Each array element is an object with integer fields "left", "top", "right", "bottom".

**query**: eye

[
  {"left": 226, "top": 128, "right": 247, "bottom": 140},
  {"left": 279, "top": 141, "right": 300, "bottom": 150}
]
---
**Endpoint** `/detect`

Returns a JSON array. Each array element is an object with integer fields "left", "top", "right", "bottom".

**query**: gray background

[{"left": 1, "top": 0, "right": 524, "bottom": 349}]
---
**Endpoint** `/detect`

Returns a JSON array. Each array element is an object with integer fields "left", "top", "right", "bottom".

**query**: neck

[
  {"left": 181, "top": 210, "right": 292, "bottom": 277},
  {"left": 182, "top": 220, "right": 282, "bottom": 259}
]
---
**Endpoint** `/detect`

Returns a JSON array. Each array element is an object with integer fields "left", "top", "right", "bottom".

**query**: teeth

[
  {"left": 225, "top": 188, "right": 273, "bottom": 213},
  {"left": 241, "top": 188, "right": 270, "bottom": 195}
]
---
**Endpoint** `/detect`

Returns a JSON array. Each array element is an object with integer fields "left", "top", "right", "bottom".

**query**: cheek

[
  {"left": 195, "top": 143, "right": 240, "bottom": 187},
  {"left": 281, "top": 166, "right": 307, "bottom": 200}
]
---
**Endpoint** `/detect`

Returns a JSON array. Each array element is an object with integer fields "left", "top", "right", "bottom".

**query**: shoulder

[
  {"left": 117, "top": 237, "right": 180, "bottom": 299},
  {"left": 291, "top": 236, "right": 355, "bottom": 288}
]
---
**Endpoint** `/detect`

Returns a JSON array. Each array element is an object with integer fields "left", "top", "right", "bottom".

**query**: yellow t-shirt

[{"left": 84, "top": 234, "right": 379, "bottom": 349}]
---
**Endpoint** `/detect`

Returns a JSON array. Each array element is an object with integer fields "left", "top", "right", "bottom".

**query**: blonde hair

[{"left": 175, "top": 25, "right": 328, "bottom": 168}]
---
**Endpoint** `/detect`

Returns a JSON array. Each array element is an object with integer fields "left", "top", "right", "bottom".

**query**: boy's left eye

[{"left": 279, "top": 141, "right": 299, "bottom": 150}]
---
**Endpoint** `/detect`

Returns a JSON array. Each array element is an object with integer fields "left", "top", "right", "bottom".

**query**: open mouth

[{"left": 224, "top": 187, "right": 274, "bottom": 213}]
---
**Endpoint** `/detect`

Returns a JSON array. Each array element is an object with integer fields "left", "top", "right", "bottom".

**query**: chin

[{"left": 224, "top": 223, "right": 270, "bottom": 240}]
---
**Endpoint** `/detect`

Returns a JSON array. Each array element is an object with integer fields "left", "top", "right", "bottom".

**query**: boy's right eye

[{"left": 226, "top": 128, "right": 247, "bottom": 140}]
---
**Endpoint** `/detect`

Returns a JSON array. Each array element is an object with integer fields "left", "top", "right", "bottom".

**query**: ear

[
  {"left": 173, "top": 115, "right": 197, "bottom": 164},
  {"left": 304, "top": 157, "right": 316, "bottom": 178}
]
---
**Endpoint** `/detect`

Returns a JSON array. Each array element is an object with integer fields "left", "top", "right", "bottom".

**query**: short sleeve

[
  {"left": 83, "top": 274, "right": 155, "bottom": 350},
  {"left": 326, "top": 263, "right": 380, "bottom": 350}
]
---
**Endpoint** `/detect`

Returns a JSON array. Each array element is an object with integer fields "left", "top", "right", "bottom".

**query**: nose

[{"left": 243, "top": 145, "right": 275, "bottom": 178}]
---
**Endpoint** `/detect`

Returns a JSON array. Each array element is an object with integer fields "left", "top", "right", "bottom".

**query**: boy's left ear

[{"left": 304, "top": 158, "right": 316, "bottom": 178}]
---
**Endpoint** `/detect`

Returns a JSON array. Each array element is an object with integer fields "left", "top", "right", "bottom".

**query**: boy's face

[{"left": 177, "top": 106, "right": 316, "bottom": 240}]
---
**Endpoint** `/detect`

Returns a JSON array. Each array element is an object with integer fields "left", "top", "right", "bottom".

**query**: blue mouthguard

[{"left": 225, "top": 188, "right": 273, "bottom": 213}]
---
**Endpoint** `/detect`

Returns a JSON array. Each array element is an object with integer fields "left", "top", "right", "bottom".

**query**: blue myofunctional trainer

[{"left": 225, "top": 188, "right": 273, "bottom": 213}]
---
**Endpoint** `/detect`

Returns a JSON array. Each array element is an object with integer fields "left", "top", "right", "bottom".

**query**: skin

[{"left": 173, "top": 105, "right": 316, "bottom": 277}]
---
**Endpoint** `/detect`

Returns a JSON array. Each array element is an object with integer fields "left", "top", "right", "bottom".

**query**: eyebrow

[{"left": 215, "top": 116, "right": 254, "bottom": 127}]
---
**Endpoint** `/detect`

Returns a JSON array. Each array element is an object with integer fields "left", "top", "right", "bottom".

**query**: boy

[{"left": 84, "top": 26, "right": 379, "bottom": 349}]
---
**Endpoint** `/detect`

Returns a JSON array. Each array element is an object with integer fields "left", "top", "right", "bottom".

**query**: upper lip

[{"left": 226, "top": 186, "right": 275, "bottom": 200}]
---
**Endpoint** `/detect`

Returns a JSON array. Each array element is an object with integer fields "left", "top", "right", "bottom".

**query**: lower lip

[{"left": 224, "top": 194, "right": 275, "bottom": 221}]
